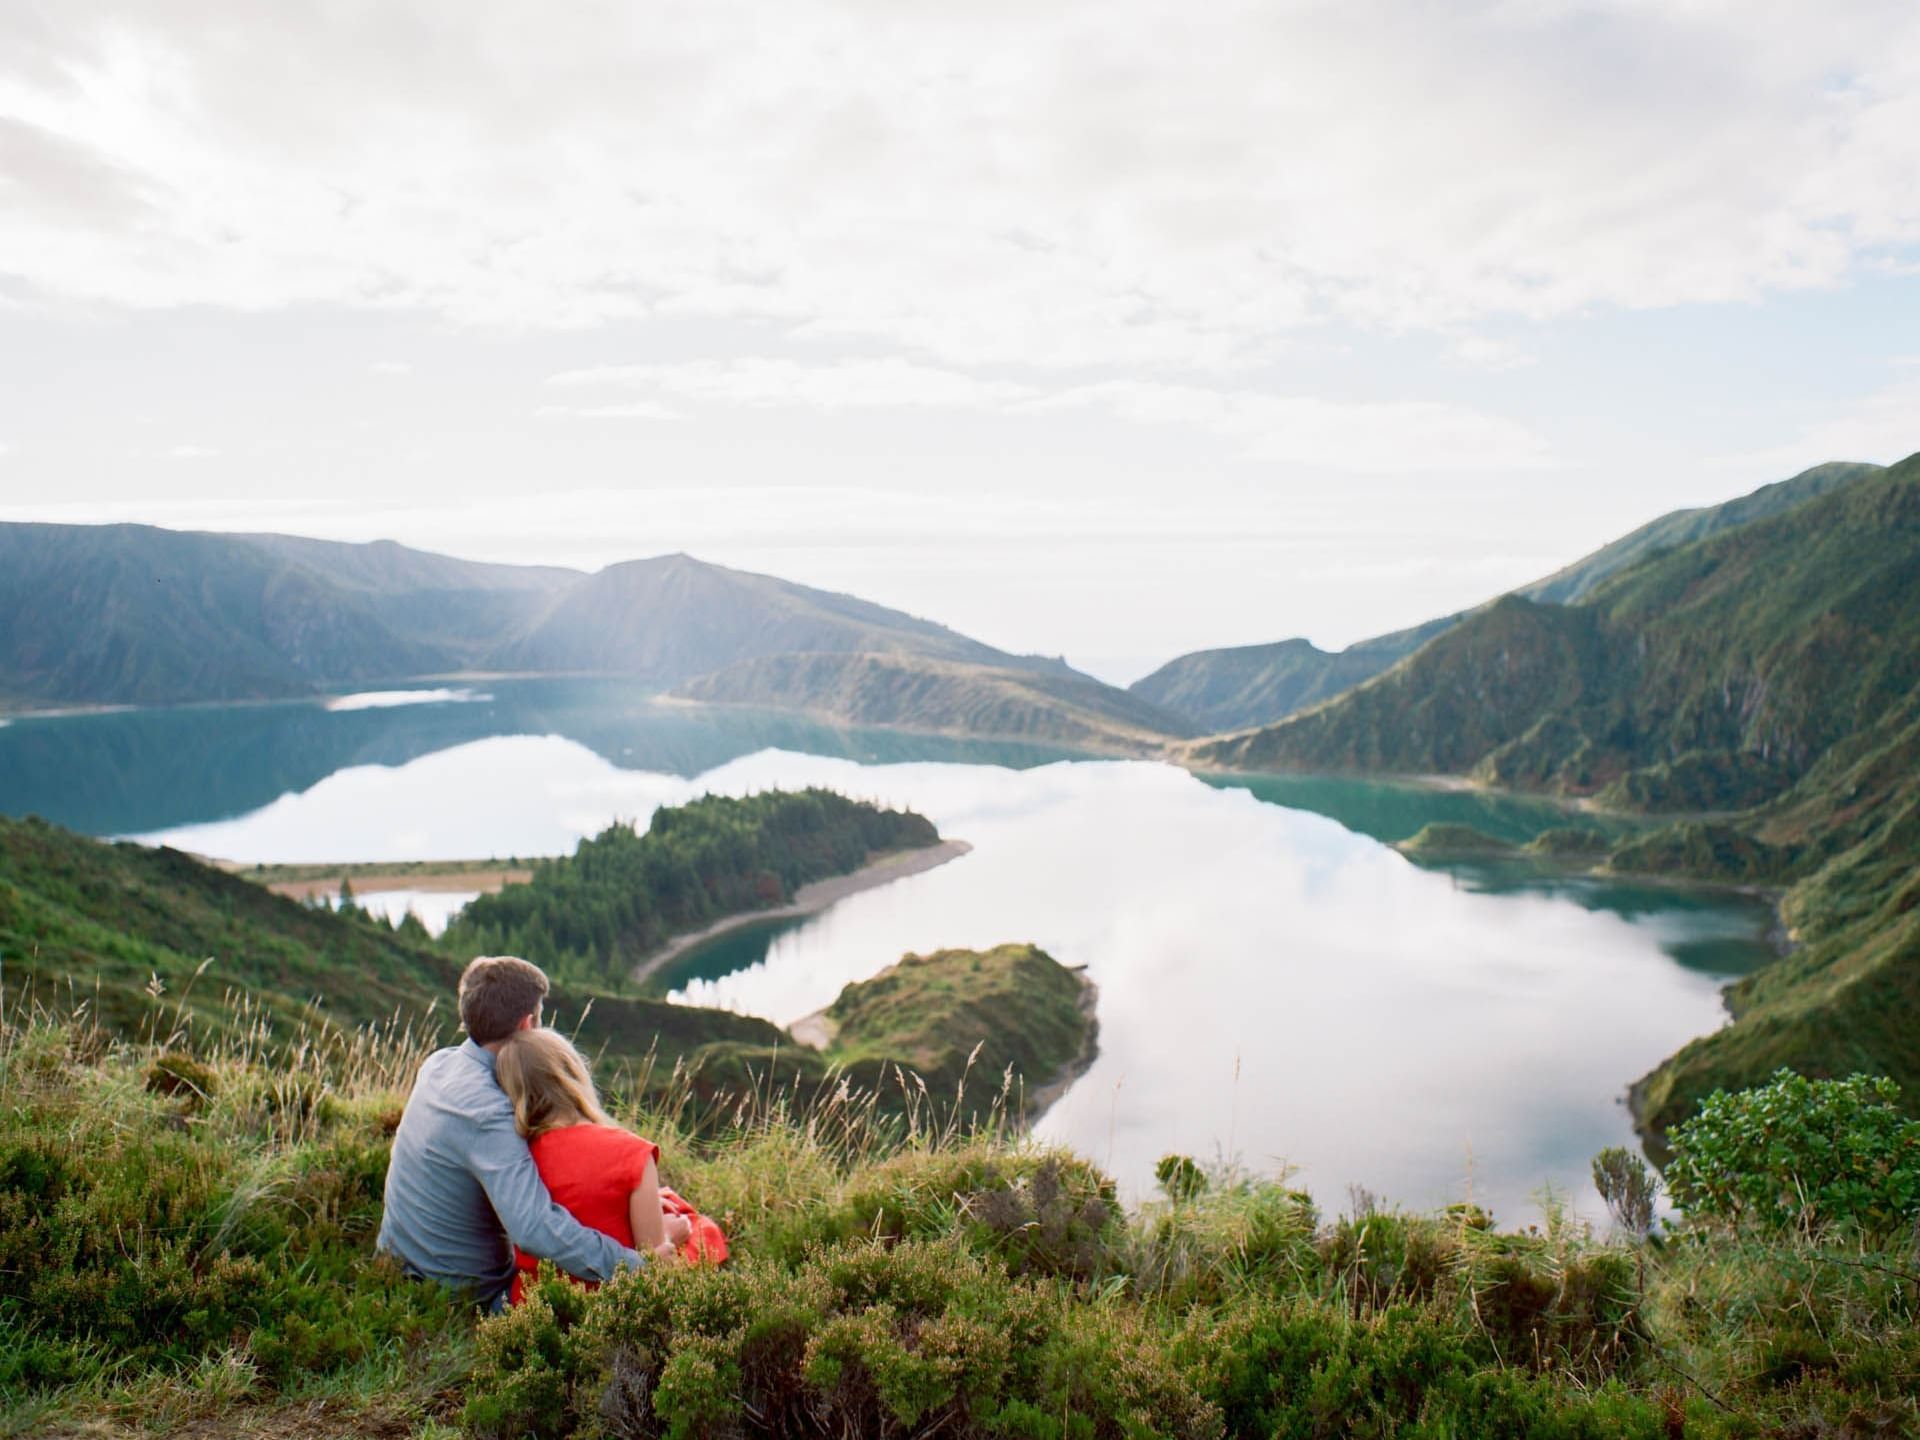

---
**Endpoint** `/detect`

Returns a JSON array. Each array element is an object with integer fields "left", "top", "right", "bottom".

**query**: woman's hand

[{"left": 663, "top": 1213, "right": 693, "bottom": 1249}]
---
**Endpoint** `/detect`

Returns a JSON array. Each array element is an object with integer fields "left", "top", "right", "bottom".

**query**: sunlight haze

[{"left": 2, "top": 1, "right": 1917, "bottom": 680}]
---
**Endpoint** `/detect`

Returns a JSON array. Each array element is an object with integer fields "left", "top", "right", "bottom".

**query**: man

[{"left": 377, "top": 954, "right": 644, "bottom": 1307}]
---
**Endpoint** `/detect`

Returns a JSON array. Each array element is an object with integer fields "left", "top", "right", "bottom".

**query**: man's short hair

[{"left": 458, "top": 955, "right": 550, "bottom": 1044}]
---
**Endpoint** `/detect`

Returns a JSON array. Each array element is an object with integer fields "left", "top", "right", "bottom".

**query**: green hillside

[
  {"left": 1135, "top": 461, "right": 1883, "bottom": 733},
  {"left": 1189, "top": 451, "right": 1920, "bottom": 1139},
  {"left": 1122, "top": 637, "right": 1393, "bottom": 736},
  {"left": 0, "top": 525, "right": 448, "bottom": 708},
  {"left": 676, "top": 649, "right": 1194, "bottom": 752},
  {"left": 0, "top": 813, "right": 781, "bottom": 1066},
  {"left": 1189, "top": 454, "right": 1920, "bottom": 807}
]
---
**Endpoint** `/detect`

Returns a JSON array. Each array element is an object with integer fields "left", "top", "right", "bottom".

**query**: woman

[{"left": 494, "top": 1027, "right": 716, "bottom": 1304}]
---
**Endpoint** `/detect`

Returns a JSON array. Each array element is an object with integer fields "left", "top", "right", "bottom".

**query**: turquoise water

[{"left": 0, "top": 679, "right": 1778, "bottom": 1220}]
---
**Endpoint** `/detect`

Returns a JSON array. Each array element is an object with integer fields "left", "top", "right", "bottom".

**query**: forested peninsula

[{"left": 442, "top": 788, "right": 941, "bottom": 988}]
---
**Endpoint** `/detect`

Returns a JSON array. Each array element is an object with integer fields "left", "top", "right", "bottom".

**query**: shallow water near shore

[{"left": 0, "top": 678, "right": 1778, "bottom": 1220}]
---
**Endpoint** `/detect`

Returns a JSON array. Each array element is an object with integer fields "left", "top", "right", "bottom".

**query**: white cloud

[
  {"left": 368, "top": 360, "right": 412, "bottom": 375},
  {"left": 548, "top": 357, "right": 1033, "bottom": 411},
  {"left": 1714, "top": 371, "right": 1920, "bottom": 474},
  {"left": 165, "top": 444, "right": 217, "bottom": 459},
  {"left": 0, "top": 2, "right": 1913, "bottom": 369},
  {"left": 1450, "top": 336, "right": 1535, "bottom": 372},
  {"left": 534, "top": 400, "right": 683, "bottom": 422},
  {"left": 546, "top": 357, "right": 1554, "bottom": 471}
]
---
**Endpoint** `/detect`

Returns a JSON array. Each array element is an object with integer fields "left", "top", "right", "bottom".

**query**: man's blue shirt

[{"left": 376, "top": 1038, "right": 643, "bottom": 1302}]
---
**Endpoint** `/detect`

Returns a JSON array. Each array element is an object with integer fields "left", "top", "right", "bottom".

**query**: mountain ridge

[
  {"left": 1133, "top": 460, "right": 1887, "bottom": 733},
  {"left": 0, "top": 525, "right": 1129, "bottom": 744}
]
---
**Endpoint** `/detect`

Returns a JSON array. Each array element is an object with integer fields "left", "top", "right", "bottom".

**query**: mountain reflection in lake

[{"left": 2, "top": 684, "right": 1777, "bottom": 1221}]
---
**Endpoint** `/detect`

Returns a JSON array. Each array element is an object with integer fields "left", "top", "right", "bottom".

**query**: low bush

[
  {"left": 1665, "top": 1069, "right": 1920, "bottom": 1233},
  {"left": 464, "top": 1238, "right": 1218, "bottom": 1440}
]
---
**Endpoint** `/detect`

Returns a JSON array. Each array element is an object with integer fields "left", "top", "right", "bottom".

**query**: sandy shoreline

[
  {"left": 630, "top": 838, "right": 974, "bottom": 989},
  {"left": 261, "top": 868, "right": 533, "bottom": 901},
  {"left": 1022, "top": 968, "right": 1101, "bottom": 1122}
]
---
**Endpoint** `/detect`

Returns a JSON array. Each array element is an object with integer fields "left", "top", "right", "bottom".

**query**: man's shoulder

[{"left": 415, "top": 1043, "right": 512, "bottom": 1116}]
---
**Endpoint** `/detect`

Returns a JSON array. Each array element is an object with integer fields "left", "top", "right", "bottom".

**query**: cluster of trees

[{"left": 443, "top": 789, "right": 938, "bottom": 986}]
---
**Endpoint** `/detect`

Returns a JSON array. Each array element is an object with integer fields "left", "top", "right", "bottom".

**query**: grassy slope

[
  {"left": 824, "top": 943, "right": 1092, "bottom": 1093},
  {"left": 8, "top": 1010, "right": 1916, "bottom": 1439},
  {"left": 0, "top": 814, "right": 780, "bottom": 1068},
  {"left": 678, "top": 943, "right": 1094, "bottom": 1120},
  {"left": 676, "top": 649, "right": 1194, "bottom": 750}
]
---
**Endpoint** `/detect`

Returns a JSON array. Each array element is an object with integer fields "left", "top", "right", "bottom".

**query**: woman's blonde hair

[{"left": 494, "top": 1027, "right": 613, "bottom": 1138}]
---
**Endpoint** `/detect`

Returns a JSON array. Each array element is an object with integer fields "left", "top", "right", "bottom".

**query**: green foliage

[
  {"left": 465, "top": 1237, "right": 1220, "bottom": 1440},
  {"left": 9, "top": 1003, "right": 1920, "bottom": 1439},
  {"left": 1591, "top": 1147, "right": 1658, "bottom": 1238},
  {"left": 1520, "top": 825, "right": 1614, "bottom": 858},
  {"left": 1155, "top": 1153, "right": 1208, "bottom": 1202},
  {"left": 754, "top": 1149, "right": 1122, "bottom": 1284},
  {"left": 0, "top": 812, "right": 782, "bottom": 1077},
  {"left": 1395, "top": 822, "right": 1515, "bottom": 858},
  {"left": 445, "top": 788, "right": 939, "bottom": 986},
  {"left": 1665, "top": 1070, "right": 1920, "bottom": 1232},
  {"left": 822, "top": 944, "right": 1093, "bottom": 1106},
  {"left": 0, "top": 1023, "right": 468, "bottom": 1408}
]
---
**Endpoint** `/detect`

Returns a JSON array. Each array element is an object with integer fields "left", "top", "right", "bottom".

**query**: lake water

[{"left": 0, "top": 678, "right": 1777, "bottom": 1222}]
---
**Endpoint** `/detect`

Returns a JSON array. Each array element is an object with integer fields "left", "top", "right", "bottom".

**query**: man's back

[{"left": 377, "top": 1038, "right": 640, "bottom": 1301}]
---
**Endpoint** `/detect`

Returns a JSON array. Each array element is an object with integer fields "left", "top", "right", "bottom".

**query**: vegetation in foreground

[{"left": 6, "top": 997, "right": 1917, "bottom": 1440}]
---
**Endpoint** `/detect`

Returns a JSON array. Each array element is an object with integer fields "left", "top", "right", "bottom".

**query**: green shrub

[
  {"left": 1591, "top": 1146, "right": 1658, "bottom": 1238},
  {"left": 0, "top": 1041, "right": 465, "bottom": 1402},
  {"left": 1665, "top": 1070, "right": 1920, "bottom": 1232},
  {"left": 144, "top": 1049, "right": 218, "bottom": 1104},
  {"left": 1155, "top": 1153, "right": 1207, "bottom": 1203},
  {"left": 755, "top": 1149, "right": 1121, "bottom": 1283},
  {"left": 465, "top": 1237, "right": 1217, "bottom": 1440}
]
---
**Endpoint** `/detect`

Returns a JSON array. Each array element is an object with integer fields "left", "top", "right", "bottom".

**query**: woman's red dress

[{"left": 510, "top": 1122, "right": 659, "bottom": 1306}]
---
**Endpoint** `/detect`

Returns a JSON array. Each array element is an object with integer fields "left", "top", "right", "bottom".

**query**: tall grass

[{"left": 5, "top": 982, "right": 1918, "bottom": 1439}]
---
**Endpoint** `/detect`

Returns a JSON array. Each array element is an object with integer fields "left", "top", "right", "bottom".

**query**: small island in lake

[{"left": 684, "top": 942, "right": 1099, "bottom": 1125}]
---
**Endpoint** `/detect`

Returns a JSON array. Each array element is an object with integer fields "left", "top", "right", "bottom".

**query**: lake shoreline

[
  {"left": 632, "top": 838, "right": 974, "bottom": 989},
  {"left": 1022, "top": 966, "right": 1101, "bottom": 1123},
  {"left": 214, "top": 856, "right": 535, "bottom": 900}
]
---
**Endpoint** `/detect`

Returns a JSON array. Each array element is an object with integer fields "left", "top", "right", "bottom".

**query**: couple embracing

[{"left": 377, "top": 955, "right": 722, "bottom": 1310}]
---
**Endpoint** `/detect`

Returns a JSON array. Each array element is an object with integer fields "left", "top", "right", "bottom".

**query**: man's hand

[{"left": 663, "top": 1213, "right": 693, "bottom": 1249}]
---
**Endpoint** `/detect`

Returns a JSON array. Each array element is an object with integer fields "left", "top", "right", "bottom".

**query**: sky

[{"left": 1, "top": 1, "right": 1917, "bottom": 684}]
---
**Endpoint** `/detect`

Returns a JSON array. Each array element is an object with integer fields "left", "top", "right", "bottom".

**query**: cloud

[
  {"left": 546, "top": 357, "right": 1554, "bottom": 471},
  {"left": 368, "top": 360, "right": 412, "bottom": 375},
  {"left": 165, "top": 444, "right": 218, "bottom": 459},
  {"left": 534, "top": 400, "right": 683, "bottom": 422},
  {"left": 1450, "top": 336, "right": 1535, "bottom": 372},
  {"left": 0, "top": 1, "right": 1913, "bottom": 370},
  {"left": 1714, "top": 370, "right": 1920, "bottom": 473},
  {"left": 547, "top": 357, "right": 1032, "bottom": 411}
]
